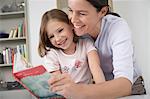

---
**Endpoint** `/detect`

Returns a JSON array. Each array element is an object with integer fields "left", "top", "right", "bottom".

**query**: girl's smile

[{"left": 46, "top": 20, "right": 76, "bottom": 54}]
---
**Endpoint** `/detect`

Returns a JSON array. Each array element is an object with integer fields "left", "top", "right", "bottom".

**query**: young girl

[{"left": 38, "top": 9, "right": 105, "bottom": 85}]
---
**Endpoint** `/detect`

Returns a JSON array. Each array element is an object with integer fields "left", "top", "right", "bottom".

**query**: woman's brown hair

[{"left": 86, "top": 0, "right": 120, "bottom": 17}]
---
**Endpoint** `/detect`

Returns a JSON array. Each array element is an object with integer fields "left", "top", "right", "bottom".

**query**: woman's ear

[{"left": 98, "top": 6, "right": 109, "bottom": 17}]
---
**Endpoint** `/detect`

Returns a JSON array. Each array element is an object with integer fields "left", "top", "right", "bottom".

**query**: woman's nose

[{"left": 70, "top": 13, "right": 79, "bottom": 24}]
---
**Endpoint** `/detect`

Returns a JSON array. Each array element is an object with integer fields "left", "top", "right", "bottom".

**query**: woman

[{"left": 49, "top": 0, "right": 145, "bottom": 99}]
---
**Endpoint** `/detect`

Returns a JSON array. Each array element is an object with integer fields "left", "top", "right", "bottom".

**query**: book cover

[
  {"left": 17, "top": 24, "right": 22, "bottom": 38},
  {"left": 8, "top": 29, "right": 14, "bottom": 38},
  {"left": 12, "top": 27, "right": 18, "bottom": 38},
  {"left": 12, "top": 52, "right": 65, "bottom": 99}
]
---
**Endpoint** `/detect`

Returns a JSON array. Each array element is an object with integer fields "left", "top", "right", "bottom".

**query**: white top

[
  {"left": 95, "top": 14, "right": 141, "bottom": 84},
  {"left": 44, "top": 38, "right": 96, "bottom": 84}
]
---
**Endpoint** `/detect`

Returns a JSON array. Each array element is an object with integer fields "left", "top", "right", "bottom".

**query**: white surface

[
  {"left": 113, "top": 0, "right": 150, "bottom": 95},
  {"left": 26, "top": 0, "right": 57, "bottom": 66},
  {"left": 119, "top": 95, "right": 149, "bottom": 99},
  {"left": 0, "top": 89, "right": 32, "bottom": 99}
]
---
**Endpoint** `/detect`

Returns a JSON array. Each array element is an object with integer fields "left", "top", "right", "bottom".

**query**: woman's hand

[
  {"left": 48, "top": 73, "right": 87, "bottom": 99},
  {"left": 48, "top": 73, "right": 74, "bottom": 98}
]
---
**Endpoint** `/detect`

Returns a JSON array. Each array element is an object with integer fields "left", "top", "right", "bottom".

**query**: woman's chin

[
  {"left": 75, "top": 30, "right": 85, "bottom": 36},
  {"left": 74, "top": 27, "right": 87, "bottom": 36}
]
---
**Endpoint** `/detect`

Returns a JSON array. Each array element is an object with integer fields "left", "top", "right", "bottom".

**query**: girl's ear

[{"left": 98, "top": 6, "right": 109, "bottom": 18}]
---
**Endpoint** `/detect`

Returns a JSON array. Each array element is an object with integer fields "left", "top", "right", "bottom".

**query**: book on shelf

[
  {"left": 2, "top": 47, "right": 15, "bottom": 64},
  {"left": 17, "top": 23, "right": 24, "bottom": 38},
  {"left": 8, "top": 22, "right": 25, "bottom": 38},
  {"left": 12, "top": 27, "right": 18, "bottom": 38},
  {"left": 23, "top": 44, "right": 27, "bottom": 59},
  {"left": 17, "top": 24, "right": 22, "bottom": 38},
  {"left": 8, "top": 29, "right": 14, "bottom": 38},
  {"left": 13, "top": 52, "right": 65, "bottom": 99},
  {"left": 23, "top": 19, "right": 26, "bottom": 37},
  {"left": 2, "top": 48, "right": 6, "bottom": 64},
  {"left": 1, "top": 44, "right": 26, "bottom": 65}
]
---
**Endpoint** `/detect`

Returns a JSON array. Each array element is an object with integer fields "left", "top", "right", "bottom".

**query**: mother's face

[{"left": 68, "top": 0, "right": 103, "bottom": 37}]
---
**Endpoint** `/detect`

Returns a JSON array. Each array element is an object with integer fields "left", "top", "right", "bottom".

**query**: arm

[
  {"left": 87, "top": 50, "right": 105, "bottom": 83},
  {"left": 49, "top": 74, "right": 131, "bottom": 99},
  {"left": 79, "top": 77, "right": 132, "bottom": 99}
]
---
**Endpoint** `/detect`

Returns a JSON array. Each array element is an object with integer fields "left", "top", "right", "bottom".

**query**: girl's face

[
  {"left": 68, "top": 0, "right": 103, "bottom": 38},
  {"left": 46, "top": 20, "right": 75, "bottom": 52}
]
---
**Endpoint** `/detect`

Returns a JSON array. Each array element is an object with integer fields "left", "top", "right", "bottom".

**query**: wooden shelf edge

[
  {"left": 0, "top": 11, "right": 24, "bottom": 16},
  {"left": 0, "top": 37, "right": 26, "bottom": 41},
  {"left": 0, "top": 64, "right": 12, "bottom": 67}
]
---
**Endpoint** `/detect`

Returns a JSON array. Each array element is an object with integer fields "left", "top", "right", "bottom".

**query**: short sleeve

[
  {"left": 84, "top": 38, "right": 97, "bottom": 54},
  {"left": 44, "top": 49, "right": 60, "bottom": 72}
]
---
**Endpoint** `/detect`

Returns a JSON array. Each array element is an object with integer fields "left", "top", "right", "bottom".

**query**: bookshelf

[
  {"left": 0, "top": 0, "right": 68, "bottom": 98},
  {"left": 0, "top": 0, "right": 28, "bottom": 95}
]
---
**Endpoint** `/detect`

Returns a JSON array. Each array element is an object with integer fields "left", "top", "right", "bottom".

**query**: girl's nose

[{"left": 55, "top": 36, "right": 61, "bottom": 43}]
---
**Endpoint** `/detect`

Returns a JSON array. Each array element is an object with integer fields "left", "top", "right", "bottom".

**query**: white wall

[
  {"left": 147, "top": 0, "right": 150, "bottom": 94},
  {"left": 26, "top": 0, "right": 57, "bottom": 66},
  {"left": 113, "top": 0, "right": 150, "bottom": 94}
]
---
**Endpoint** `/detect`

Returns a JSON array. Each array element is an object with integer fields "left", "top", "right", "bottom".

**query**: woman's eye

[
  {"left": 68, "top": 8, "right": 73, "bottom": 12},
  {"left": 79, "top": 13, "right": 86, "bottom": 16},
  {"left": 58, "top": 28, "right": 63, "bottom": 33},
  {"left": 68, "top": 9, "right": 72, "bottom": 12}
]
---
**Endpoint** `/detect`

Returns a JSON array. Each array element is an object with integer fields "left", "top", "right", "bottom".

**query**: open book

[{"left": 12, "top": 52, "right": 65, "bottom": 99}]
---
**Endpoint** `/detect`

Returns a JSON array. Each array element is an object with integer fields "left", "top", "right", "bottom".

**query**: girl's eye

[
  {"left": 58, "top": 28, "right": 63, "bottom": 33},
  {"left": 49, "top": 35, "right": 54, "bottom": 39}
]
